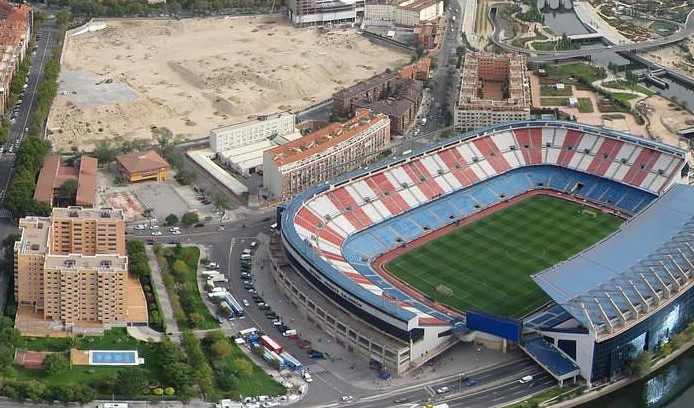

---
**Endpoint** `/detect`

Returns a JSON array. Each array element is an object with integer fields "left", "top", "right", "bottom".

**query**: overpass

[{"left": 489, "top": 6, "right": 694, "bottom": 62}]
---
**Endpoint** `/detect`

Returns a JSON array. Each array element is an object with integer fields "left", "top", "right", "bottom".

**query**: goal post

[{"left": 436, "top": 284, "right": 453, "bottom": 296}]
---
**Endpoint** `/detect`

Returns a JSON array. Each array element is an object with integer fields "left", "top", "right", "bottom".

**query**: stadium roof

[{"left": 533, "top": 183, "right": 694, "bottom": 339}]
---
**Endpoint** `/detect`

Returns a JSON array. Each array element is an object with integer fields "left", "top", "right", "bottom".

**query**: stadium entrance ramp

[{"left": 520, "top": 336, "right": 580, "bottom": 386}]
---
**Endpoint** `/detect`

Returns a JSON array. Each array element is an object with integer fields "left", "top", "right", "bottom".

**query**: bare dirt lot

[{"left": 48, "top": 17, "right": 408, "bottom": 151}]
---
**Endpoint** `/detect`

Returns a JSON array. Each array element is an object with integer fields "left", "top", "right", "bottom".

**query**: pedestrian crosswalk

[
  {"left": 303, "top": 363, "right": 326, "bottom": 374},
  {"left": 0, "top": 208, "right": 11, "bottom": 218}
]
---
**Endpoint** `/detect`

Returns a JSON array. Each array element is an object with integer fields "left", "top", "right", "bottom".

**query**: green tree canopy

[{"left": 42, "top": 353, "right": 68, "bottom": 376}]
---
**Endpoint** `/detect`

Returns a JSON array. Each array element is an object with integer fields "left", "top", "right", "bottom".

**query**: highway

[
  {"left": 0, "top": 21, "right": 59, "bottom": 204},
  {"left": 489, "top": 6, "right": 694, "bottom": 62}
]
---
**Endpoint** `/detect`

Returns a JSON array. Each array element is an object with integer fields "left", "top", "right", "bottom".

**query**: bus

[
  {"left": 239, "top": 327, "right": 259, "bottom": 338},
  {"left": 279, "top": 351, "right": 302, "bottom": 370},
  {"left": 224, "top": 293, "right": 245, "bottom": 318},
  {"left": 262, "top": 348, "right": 286, "bottom": 369},
  {"left": 260, "top": 335, "right": 283, "bottom": 354}
]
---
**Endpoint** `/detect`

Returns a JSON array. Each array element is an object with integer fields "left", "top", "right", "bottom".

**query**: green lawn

[
  {"left": 540, "top": 97, "right": 568, "bottom": 106},
  {"left": 531, "top": 41, "right": 556, "bottom": 51},
  {"left": 540, "top": 85, "right": 573, "bottom": 97},
  {"left": 577, "top": 97, "right": 594, "bottom": 113},
  {"left": 548, "top": 63, "right": 606, "bottom": 83},
  {"left": 385, "top": 195, "right": 623, "bottom": 318},
  {"left": 16, "top": 328, "right": 165, "bottom": 386},
  {"left": 612, "top": 92, "right": 638, "bottom": 105},
  {"left": 177, "top": 247, "right": 218, "bottom": 330},
  {"left": 209, "top": 338, "right": 287, "bottom": 398},
  {"left": 603, "top": 80, "right": 655, "bottom": 96}
]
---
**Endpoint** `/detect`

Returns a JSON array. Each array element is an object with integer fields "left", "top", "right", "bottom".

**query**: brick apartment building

[
  {"left": 332, "top": 60, "right": 429, "bottom": 136},
  {"left": 454, "top": 53, "right": 531, "bottom": 132},
  {"left": 0, "top": 1, "right": 31, "bottom": 115},
  {"left": 34, "top": 155, "right": 98, "bottom": 207},
  {"left": 354, "top": 78, "right": 423, "bottom": 135},
  {"left": 263, "top": 109, "right": 390, "bottom": 200},
  {"left": 14, "top": 207, "right": 146, "bottom": 333}
]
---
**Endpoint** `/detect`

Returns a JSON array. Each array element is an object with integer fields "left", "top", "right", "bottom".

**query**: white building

[
  {"left": 263, "top": 110, "right": 390, "bottom": 200},
  {"left": 209, "top": 111, "right": 296, "bottom": 153},
  {"left": 286, "top": 0, "right": 363, "bottom": 27},
  {"left": 364, "top": 0, "right": 442, "bottom": 27}
]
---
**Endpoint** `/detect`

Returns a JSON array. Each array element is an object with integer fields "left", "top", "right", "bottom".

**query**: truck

[
  {"left": 207, "top": 275, "right": 228, "bottom": 283},
  {"left": 282, "top": 329, "right": 298, "bottom": 338},
  {"left": 202, "top": 270, "right": 222, "bottom": 277},
  {"left": 279, "top": 351, "right": 302, "bottom": 370},
  {"left": 260, "top": 335, "right": 283, "bottom": 354}
]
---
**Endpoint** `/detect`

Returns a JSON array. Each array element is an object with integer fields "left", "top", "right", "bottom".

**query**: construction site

[{"left": 47, "top": 17, "right": 408, "bottom": 152}]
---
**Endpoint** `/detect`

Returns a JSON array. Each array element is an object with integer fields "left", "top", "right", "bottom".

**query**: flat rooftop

[
  {"left": 44, "top": 253, "right": 128, "bottom": 271},
  {"left": 210, "top": 111, "right": 294, "bottom": 133},
  {"left": 51, "top": 206, "right": 125, "bottom": 221},
  {"left": 268, "top": 110, "right": 388, "bottom": 167},
  {"left": 457, "top": 52, "right": 530, "bottom": 111},
  {"left": 16, "top": 217, "right": 50, "bottom": 255}
]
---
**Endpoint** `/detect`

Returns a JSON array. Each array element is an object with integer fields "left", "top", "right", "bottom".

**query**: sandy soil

[
  {"left": 641, "top": 95, "right": 694, "bottom": 148},
  {"left": 645, "top": 42, "right": 694, "bottom": 76},
  {"left": 49, "top": 17, "right": 408, "bottom": 151}
]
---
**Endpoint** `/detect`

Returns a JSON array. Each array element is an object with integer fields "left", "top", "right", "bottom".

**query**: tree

[
  {"left": 175, "top": 168, "right": 197, "bottom": 185},
  {"left": 189, "top": 312, "right": 204, "bottom": 327},
  {"left": 660, "top": 342, "right": 673, "bottom": 356},
  {"left": 234, "top": 357, "right": 253, "bottom": 377},
  {"left": 153, "top": 388, "right": 164, "bottom": 396},
  {"left": 152, "top": 127, "right": 173, "bottom": 148},
  {"left": 94, "top": 140, "right": 117, "bottom": 168},
  {"left": 115, "top": 367, "right": 148, "bottom": 395},
  {"left": 58, "top": 179, "right": 79, "bottom": 204},
  {"left": 42, "top": 353, "right": 68, "bottom": 376},
  {"left": 165, "top": 214, "right": 179, "bottom": 226},
  {"left": 671, "top": 332, "right": 687, "bottom": 349},
  {"left": 182, "top": 212, "right": 199, "bottom": 226},
  {"left": 172, "top": 259, "right": 187, "bottom": 276},
  {"left": 142, "top": 208, "right": 154, "bottom": 226},
  {"left": 632, "top": 350, "right": 652, "bottom": 377},
  {"left": 164, "top": 387, "right": 175, "bottom": 396},
  {"left": 211, "top": 339, "right": 232, "bottom": 359},
  {"left": 212, "top": 192, "right": 231, "bottom": 211},
  {"left": 56, "top": 10, "right": 71, "bottom": 27}
]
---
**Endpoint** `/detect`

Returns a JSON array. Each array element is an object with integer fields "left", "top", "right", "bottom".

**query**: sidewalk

[{"left": 146, "top": 245, "right": 180, "bottom": 338}]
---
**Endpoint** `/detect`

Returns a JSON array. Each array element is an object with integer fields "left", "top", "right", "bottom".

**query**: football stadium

[{"left": 274, "top": 120, "right": 693, "bottom": 385}]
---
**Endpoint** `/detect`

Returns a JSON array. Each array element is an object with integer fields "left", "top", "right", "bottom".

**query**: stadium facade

[{"left": 275, "top": 120, "right": 691, "bottom": 382}]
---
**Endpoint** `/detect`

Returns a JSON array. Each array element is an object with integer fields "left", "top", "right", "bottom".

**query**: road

[
  {"left": 489, "top": 6, "right": 694, "bottom": 62},
  {"left": 0, "top": 21, "right": 59, "bottom": 203}
]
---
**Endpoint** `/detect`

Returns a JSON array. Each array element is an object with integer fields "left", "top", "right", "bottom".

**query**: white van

[{"left": 519, "top": 375, "right": 533, "bottom": 384}]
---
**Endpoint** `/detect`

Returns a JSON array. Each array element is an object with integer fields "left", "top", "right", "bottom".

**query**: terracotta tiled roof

[{"left": 116, "top": 150, "right": 170, "bottom": 174}]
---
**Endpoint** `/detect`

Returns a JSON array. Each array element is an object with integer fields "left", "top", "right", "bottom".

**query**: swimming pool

[{"left": 88, "top": 350, "right": 140, "bottom": 366}]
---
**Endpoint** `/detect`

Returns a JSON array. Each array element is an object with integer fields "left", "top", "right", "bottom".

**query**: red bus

[{"left": 260, "top": 335, "right": 283, "bottom": 354}]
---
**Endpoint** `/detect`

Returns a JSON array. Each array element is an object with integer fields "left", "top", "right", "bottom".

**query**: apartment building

[
  {"left": 453, "top": 53, "right": 531, "bottom": 132},
  {"left": 333, "top": 71, "right": 399, "bottom": 117},
  {"left": 286, "top": 0, "right": 364, "bottom": 27},
  {"left": 263, "top": 109, "right": 390, "bottom": 200},
  {"left": 209, "top": 111, "right": 296, "bottom": 152},
  {"left": 34, "top": 155, "right": 98, "bottom": 207},
  {"left": 14, "top": 207, "right": 142, "bottom": 333},
  {"left": 354, "top": 78, "right": 423, "bottom": 135},
  {"left": 0, "top": 1, "right": 31, "bottom": 115},
  {"left": 364, "top": 0, "right": 443, "bottom": 26}
]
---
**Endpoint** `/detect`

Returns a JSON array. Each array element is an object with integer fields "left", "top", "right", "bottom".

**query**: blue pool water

[{"left": 89, "top": 351, "right": 137, "bottom": 365}]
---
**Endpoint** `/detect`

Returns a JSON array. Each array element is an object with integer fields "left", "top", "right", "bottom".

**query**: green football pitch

[{"left": 385, "top": 195, "right": 624, "bottom": 319}]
